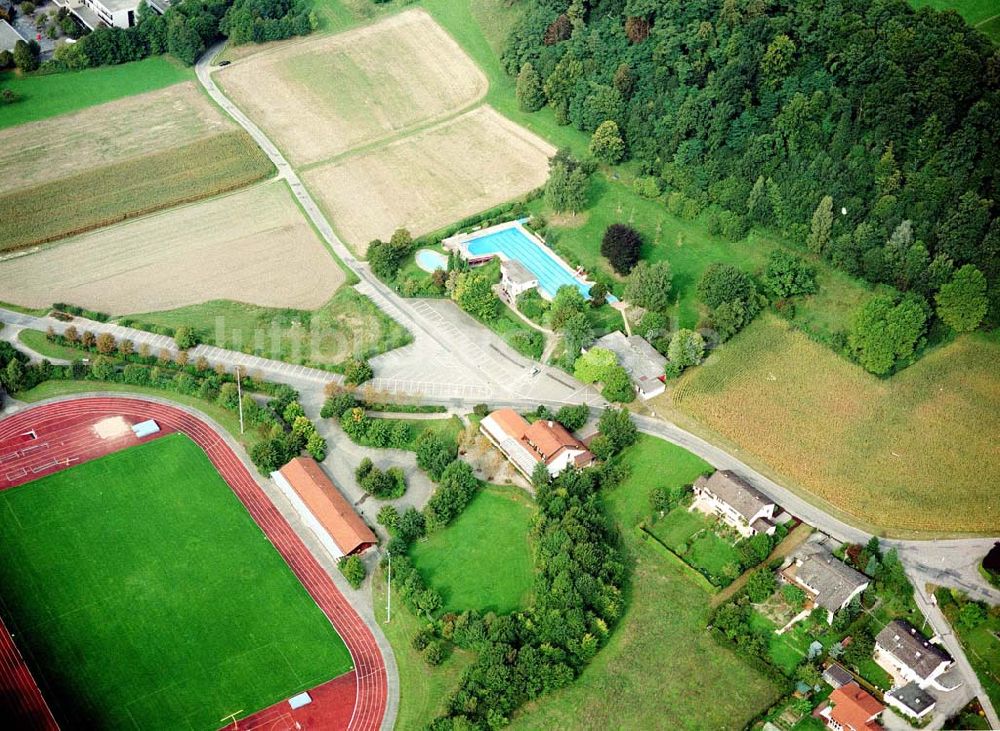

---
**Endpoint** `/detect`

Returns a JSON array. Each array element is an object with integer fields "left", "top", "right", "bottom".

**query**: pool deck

[{"left": 442, "top": 219, "right": 603, "bottom": 301}]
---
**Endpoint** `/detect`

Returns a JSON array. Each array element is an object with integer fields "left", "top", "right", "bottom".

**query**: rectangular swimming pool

[{"left": 467, "top": 225, "right": 606, "bottom": 300}]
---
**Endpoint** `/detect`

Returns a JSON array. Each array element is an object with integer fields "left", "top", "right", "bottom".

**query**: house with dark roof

[
  {"left": 692, "top": 470, "right": 778, "bottom": 538},
  {"left": 884, "top": 682, "right": 937, "bottom": 721},
  {"left": 480, "top": 408, "right": 594, "bottom": 478},
  {"left": 875, "top": 620, "right": 955, "bottom": 691},
  {"left": 819, "top": 682, "right": 884, "bottom": 731},
  {"left": 822, "top": 662, "right": 855, "bottom": 690},
  {"left": 591, "top": 331, "right": 667, "bottom": 400},
  {"left": 782, "top": 546, "right": 869, "bottom": 624},
  {"left": 272, "top": 457, "right": 377, "bottom": 558}
]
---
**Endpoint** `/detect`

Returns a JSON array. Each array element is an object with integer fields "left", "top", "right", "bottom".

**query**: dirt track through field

[
  {"left": 305, "top": 106, "right": 555, "bottom": 251},
  {"left": 0, "top": 83, "right": 231, "bottom": 194},
  {"left": 217, "top": 9, "right": 487, "bottom": 165},
  {"left": 0, "top": 182, "right": 344, "bottom": 314}
]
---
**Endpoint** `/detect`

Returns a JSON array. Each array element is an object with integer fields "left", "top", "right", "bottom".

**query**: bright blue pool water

[
  {"left": 415, "top": 248, "right": 448, "bottom": 272},
  {"left": 467, "top": 226, "right": 612, "bottom": 300}
]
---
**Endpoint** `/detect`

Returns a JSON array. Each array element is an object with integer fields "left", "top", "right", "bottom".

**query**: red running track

[{"left": 0, "top": 397, "right": 387, "bottom": 731}]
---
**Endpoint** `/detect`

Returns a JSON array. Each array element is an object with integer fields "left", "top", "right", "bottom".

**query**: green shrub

[
  {"left": 632, "top": 176, "right": 661, "bottom": 199},
  {"left": 339, "top": 555, "right": 367, "bottom": 589}
]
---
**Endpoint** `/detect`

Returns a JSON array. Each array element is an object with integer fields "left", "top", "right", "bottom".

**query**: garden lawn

[
  {"left": 610, "top": 433, "right": 711, "bottom": 529},
  {"left": 0, "top": 58, "right": 191, "bottom": 129},
  {"left": 409, "top": 486, "right": 535, "bottom": 614},
  {"left": 749, "top": 610, "right": 810, "bottom": 677},
  {"left": 129, "top": 288, "right": 411, "bottom": 370},
  {"left": 648, "top": 506, "right": 742, "bottom": 586},
  {"left": 0, "top": 433, "right": 351, "bottom": 729}
]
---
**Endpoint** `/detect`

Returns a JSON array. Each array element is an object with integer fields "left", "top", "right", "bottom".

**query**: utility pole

[
  {"left": 236, "top": 367, "right": 245, "bottom": 435},
  {"left": 387, "top": 550, "right": 391, "bottom": 623}
]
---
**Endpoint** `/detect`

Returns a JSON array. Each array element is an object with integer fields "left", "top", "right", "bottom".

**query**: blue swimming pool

[
  {"left": 415, "top": 248, "right": 448, "bottom": 273},
  {"left": 467, "top": 226, "right": 608, "bottom": 300}
]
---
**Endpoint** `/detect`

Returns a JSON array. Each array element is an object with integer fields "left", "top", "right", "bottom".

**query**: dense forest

[{"left": 504, "top": 0, "right": 999, "bottom": 322}]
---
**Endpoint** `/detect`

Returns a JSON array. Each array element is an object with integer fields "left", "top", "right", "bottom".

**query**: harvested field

[
  {"left": 217, "top": 9, "right": 487, "bottom": 166},
  {"left": 671, "top": 315, "right": 1000, "bottom": 534},
  {"left": 305, "top": 106, "right": 554, "bottom": 251},
  {"left": 0, "top": 82, "right": 231, "bottom": 194},
  {"left": 0, "top": 182, "right": 345, "bottom": 314},
  {"left": 0, "top": 130, "right": 273, "bottom": 252}
]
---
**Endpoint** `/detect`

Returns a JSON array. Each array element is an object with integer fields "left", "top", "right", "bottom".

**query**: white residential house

[
  {"left": 782, "top": 546, "right": 869, "bottom": 624},
  {"left": 480, "top": 408, "right": 594, "bottom": 479},
  {"left": 500, "top": 259, "right": 538, "bottom": 301},
  {"left": 591, "top": 331, "right": 667, "bottom": 400},
  {"left": 874, "top": 620, "right": 956, "bottom": 692},
  {"left": 692, "top": 470, "right": 778, "bottom": 538}
]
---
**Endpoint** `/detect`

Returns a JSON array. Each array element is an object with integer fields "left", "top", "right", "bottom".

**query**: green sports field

[{"left": 0, "top": 433, "right": 352, "bottom": 729}]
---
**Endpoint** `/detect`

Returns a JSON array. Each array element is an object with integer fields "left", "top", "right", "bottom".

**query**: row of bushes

[{"left": 52, "top": 302, "right": 110, "bottom": 322}]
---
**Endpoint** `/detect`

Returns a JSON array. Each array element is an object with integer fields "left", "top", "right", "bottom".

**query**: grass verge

[
  {"left": 14, "top": 380, "right": 262, "bottom": 449},
  {"left": 129, "top": 288, "right": 411, "bottom": 370},
  {"left": 0, "top": 433, "right": 352, "bottom": 728},
  {"left": 17, "top": 329, "right": 83, "bottom": 361}
]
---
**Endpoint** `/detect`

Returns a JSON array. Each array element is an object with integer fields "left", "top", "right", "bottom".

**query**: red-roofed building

[
  {"left": 819, "top": 682, "right": 884, "bottom": 731},
  {"left": 273, "top": 457, "right": 377, "bottom": 558},
  {"left": 480, "top": 408, "right": 594, "bottom": 478}
]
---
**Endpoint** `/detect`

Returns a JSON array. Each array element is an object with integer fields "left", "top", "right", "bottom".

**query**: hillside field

[
  {"left": 0, "top": 83, "right": 273, "bottom": 252},
  {"left": 217, "top": 9, "right": 487, "bottom": 166},
  {"left": 306, "top": 106, "right": 553, "bottom": 250},
  {"left": 0, "top": 182, "right": 344, "bottom": 314},
  {"left": 671, "top": 316, "right": 1000, "bottom": 535},
  {"left": 0, "top": 433, "right": 351, "bottom": 728}
]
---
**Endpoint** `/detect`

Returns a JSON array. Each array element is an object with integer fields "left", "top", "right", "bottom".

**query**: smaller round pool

[{"left": 415, "top": 248, "right": 448, "bottom": 273}]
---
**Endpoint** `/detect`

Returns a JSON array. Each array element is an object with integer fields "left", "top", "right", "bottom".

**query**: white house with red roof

[{"left": 480, "top": 408, "right": 594, "bottom": 478}]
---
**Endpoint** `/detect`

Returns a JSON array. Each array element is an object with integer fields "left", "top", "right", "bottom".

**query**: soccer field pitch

[{"left": 0, "top": 433, "right": 352, "bottom": 729}]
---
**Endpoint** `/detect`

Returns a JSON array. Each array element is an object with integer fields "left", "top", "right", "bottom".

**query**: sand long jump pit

[
  {"left": 216, "top": 9, "right": 488, "bottom": 166},
  {"left": 0, "top": 182, "right": 345, "bottom": 314},
  {"left": 304, "top": 106, "right": 555, "bottom": 251}
]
